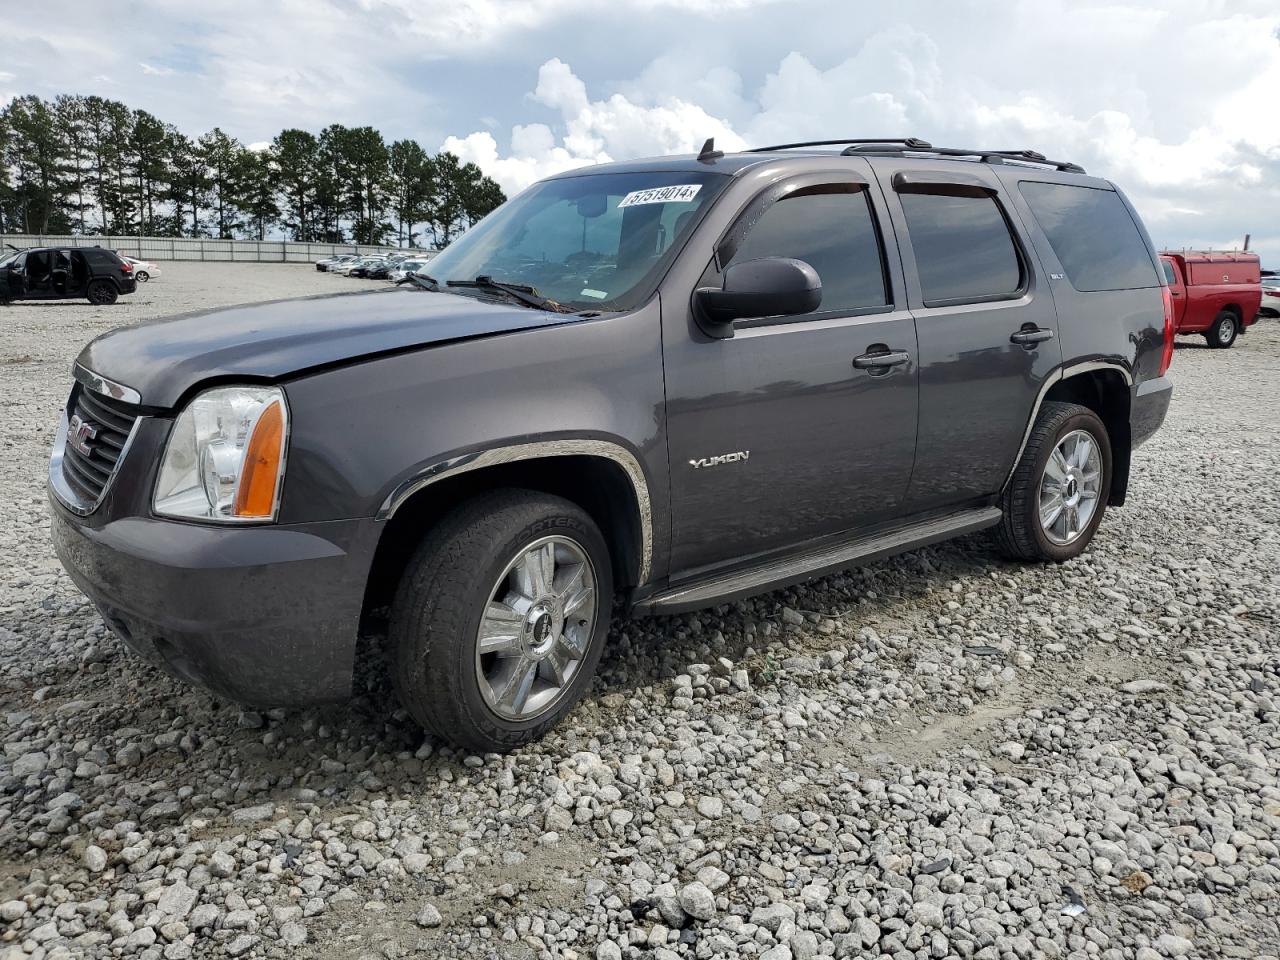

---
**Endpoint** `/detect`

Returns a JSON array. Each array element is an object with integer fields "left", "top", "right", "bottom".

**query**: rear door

[{"left": 873, "top": 161, "right": 1062, "bottom": 514}]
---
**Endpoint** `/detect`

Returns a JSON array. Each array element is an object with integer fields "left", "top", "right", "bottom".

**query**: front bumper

[
  {"left": 1132, "top": 375, "right": 1172, "bottom": 449},
  {"left": 50, "top": 501, "right": 381, "bottom": 706}
]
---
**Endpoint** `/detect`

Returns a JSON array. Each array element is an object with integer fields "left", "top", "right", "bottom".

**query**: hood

[{"left": 77, "top": 287, "right": 573, "bottom": 408}]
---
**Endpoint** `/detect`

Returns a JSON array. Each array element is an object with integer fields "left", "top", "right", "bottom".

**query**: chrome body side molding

[
  {"left": 378, "top": 439, "right": 654, "bottom": 584},
  {"left": 74, "top": 363, "right": 142, "bottom": 406},
  {"left": 636, "top": 506, "right": 1002, "bottom": 615},
  {"left": 1003, "top": 360, "right": 1134, "bottom": 489}
]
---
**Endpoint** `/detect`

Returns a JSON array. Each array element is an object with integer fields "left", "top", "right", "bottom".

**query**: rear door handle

[
  {"left": 1010, "top": 327, "right": 1055, "bottom": 345},
  {"left": 853, "top": 350, "right": 910, "bottom": 369}
]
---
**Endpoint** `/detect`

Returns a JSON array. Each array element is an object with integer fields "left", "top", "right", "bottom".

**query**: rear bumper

[
  {"left": 1132, "top": 376, "right": 1172, "bottom": 449},
  {"left": 50, "top": 502, "right": 381, "bottom": 706}
]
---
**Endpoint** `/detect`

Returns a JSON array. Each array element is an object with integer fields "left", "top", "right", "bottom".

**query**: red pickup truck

[{"left": 1160, "top": 251, "right": 1262, "bottom": 348}]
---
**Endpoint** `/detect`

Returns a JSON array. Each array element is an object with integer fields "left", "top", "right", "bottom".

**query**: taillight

[
  {"left": 1159, "top": 285, "right": 1175, "bottom": 376},
  {"left": 119, "top": 260, "right": 133, "bottom": 273}
]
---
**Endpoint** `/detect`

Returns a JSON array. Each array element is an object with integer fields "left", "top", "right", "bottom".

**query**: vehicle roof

[{"left": 544, "top": 139, "right": 1095, "bottom": 183}]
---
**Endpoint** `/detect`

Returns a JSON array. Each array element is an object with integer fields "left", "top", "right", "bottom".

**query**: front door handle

[
  {"left": 1010, "top": 327, "right": 1055, "bottom": 345},
  {"left": 853, "top": 350, "right": 910, "bottom": 370}
]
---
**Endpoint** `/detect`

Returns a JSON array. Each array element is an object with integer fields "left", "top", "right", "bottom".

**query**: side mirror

[{"left": 694, "top": 257, "right": 822, "bottom": 338}]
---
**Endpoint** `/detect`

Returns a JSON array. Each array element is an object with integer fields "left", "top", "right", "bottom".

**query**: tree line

[{"left": 0, "top": 94, "right": 507, "bottom": 248}]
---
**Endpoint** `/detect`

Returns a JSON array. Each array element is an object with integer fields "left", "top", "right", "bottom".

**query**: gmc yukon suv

[{"left": 49, "top": 138, "right": 1174, "bottom": 751}]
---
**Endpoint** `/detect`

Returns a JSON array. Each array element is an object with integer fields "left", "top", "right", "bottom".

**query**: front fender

[{"left": 277, "top": 299, "right": 670, "bottom": 577}]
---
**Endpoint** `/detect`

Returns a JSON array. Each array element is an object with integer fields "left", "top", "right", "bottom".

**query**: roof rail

[
  {"left": 841, "top": 143, "right": 1085, "bottom": 174},
  {"left": 747, "top": 137, "right": 933, "bottom": 153},
  {"left": 745, "top": 138, "right": 1084, "bottom": 174}
]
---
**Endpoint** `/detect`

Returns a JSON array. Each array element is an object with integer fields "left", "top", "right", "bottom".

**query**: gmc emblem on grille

[{"left": 67, "top": 414, "right": 98, "bottom": 457}]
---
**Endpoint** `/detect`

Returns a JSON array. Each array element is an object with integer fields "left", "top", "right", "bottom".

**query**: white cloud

[
  {"left": 443, "top": 58, "right": 746, "bottom": 194},
  {"left": 139, "top": 62, "right": 173, "bottom": 77},
  {"left": 443, "top": 9, "right": 1280, "bottom": 261}
]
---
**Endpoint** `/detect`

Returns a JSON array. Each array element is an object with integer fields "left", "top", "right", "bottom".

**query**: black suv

[
  {"left": 48, "top": 138, "right": 1174, "bottom": 751},
  {"left": 2, "top": 245, "right": 137, "bottom": 305}
]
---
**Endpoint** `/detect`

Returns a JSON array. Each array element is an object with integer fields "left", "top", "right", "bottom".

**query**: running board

[{"left": 635, "top": 506, "right": 1003, "bottom": 616}]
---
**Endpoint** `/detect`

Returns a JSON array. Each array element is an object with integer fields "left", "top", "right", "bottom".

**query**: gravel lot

[{"left": 1, "top": 262, "right": 1277, "bottom": 960}]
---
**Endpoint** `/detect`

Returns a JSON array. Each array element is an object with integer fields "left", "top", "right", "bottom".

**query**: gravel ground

[{"left": 1, "top": 263, "right": 1277, "bottom": 960}]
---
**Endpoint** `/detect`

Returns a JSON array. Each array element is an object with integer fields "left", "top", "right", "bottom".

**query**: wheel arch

[
  {"left": 1010, "top": 362, "right": 1133, "bottom": 506},
  {"left": 362, "top": 444, "right": 651, "bottom": 630}
]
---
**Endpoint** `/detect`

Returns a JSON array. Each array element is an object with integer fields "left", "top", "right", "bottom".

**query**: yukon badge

[{"left": 689, "top": 451, "right": 750, "bottom": 469}]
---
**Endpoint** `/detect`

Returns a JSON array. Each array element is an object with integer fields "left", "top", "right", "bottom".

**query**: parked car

[
  {"left": 334, "top": 256, "right": 379, "bottom": 276},
  {"left": 367, "top": 259, "right": 409, "bottom": 279},
  {"left": 2, "top": 245, "right": 137, "bottom": 305},
  {"left": 1159, "top": 251, "right": 1261, "bottom": 348},
  {"left": 1259, "top": 275, "right": 1279, "bottom": 318},
  {"left": 348, "top": 257, "right": 388, "bottom": 278},
  {"left": 120, "top": 256, "right": 162, "bottom": 282},
  {"left": 48, "top": 138, "right": 1173, "bottom": 751},
  {"left": 388, "top": 259, "right": 430, "bottom": 281},
  {"left": 315, "top": 255, "right": 353, "bottom": 272}
]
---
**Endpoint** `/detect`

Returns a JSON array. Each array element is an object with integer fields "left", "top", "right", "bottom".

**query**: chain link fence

[{"left": 0, "top": 234, "right": 435, "bottom": 264}]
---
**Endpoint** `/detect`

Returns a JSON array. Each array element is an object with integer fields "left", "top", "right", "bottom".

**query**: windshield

[{"left": 425, "top": 170, "right": 731, "bottom": 311}]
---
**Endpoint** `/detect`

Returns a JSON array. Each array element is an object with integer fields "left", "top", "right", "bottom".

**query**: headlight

[{"left": 154, "top": 386, "right": 289, "bottom": 522}]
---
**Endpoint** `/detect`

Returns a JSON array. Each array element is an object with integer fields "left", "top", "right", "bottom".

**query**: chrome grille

[{"left": 60, "top": 385, "right": 140, "bottom": 507}]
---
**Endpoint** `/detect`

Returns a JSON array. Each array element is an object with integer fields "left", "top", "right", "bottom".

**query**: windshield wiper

[
  {"left": 397, "top": 273, "right": 441, "bottom": 291},
  {"left": 446, "top": 276, "right": 573, "bottom": 314}
]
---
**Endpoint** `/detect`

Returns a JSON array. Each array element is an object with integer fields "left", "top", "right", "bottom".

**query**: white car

[
  {"left": 1261, "top": 276, "right": 1280, "bottom": 318},
  {"left": 122, "top": 256, "right": 161, "bottom": 282},
  {"left": 388, "top": 259, "right": 430, "bottom": 281}
]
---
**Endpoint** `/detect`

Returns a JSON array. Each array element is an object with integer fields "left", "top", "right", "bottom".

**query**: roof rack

[
  {"left": 748, "top": 137, "right": 934, "bottom": 153},
  {"left": 748, "top": 138, "right": 1085, "bottom": 174}
]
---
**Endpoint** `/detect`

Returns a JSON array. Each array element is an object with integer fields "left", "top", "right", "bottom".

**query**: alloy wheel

[
  {"left": 1039, "top": 429, "right": 1102, "bottom": 546},
  {"left": 474, "top": 535, "right": 598, "bottom": 721}
]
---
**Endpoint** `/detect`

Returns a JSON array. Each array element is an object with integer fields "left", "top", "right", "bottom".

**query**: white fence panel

[{"left": 1, "top": 234, "right": 434, "bottom": 263}]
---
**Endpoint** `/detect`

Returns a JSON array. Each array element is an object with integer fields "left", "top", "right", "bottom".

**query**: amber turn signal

[{"left": 233, "top": 400, "right": 286, "bottom": 517}]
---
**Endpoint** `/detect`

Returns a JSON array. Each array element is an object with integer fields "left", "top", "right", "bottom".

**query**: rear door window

[
  {"left": 897, "top": 190, "right": 1023, "bottom": 305},
  {"left": 1018, "top": 181, "right": 1158, "bottom": 291},
  {"left": 1161, "top": 260, "right": 1177, "bottom": 286},
  {"left": 728, "top": 185, "right": 889, "bottom": 315}
]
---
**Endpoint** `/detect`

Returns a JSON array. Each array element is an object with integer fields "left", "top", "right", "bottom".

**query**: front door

[
  {"left": 663, "top": 172, "right": 919, "bottom": 579},
  {"left": 7, "top": 253, "right": 28, "bottom": 299},
  {"left": 24, "top": 250, "right": 53, "bottom": 298},
  {"left": 876, "top": 162, "right": 1062, "bottom": 513}
]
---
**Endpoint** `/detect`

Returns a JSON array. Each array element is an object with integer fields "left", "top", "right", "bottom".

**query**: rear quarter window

[
  {"left": 1019, "top": 181, "right": 1158, "bottom": 291},
  {"left": 81, "top": 249, "right": 122, "bottom": 267}
]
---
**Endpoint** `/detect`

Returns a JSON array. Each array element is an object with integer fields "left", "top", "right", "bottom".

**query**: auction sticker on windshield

[{"left": 618, "top": 184, "right": 702, "bottom": 207}]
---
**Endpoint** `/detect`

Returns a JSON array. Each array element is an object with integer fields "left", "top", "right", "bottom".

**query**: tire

[
  {"left": 86, "top": 281, "right": 118, "bottom": 305},
  {"left": 135, "top": 271, "right": 149, "bottom": 283},
  {"left": 998, "top": 401, "right": 1112, "bottom": 562},
  {"left": 390, "top": 490, "right": 614, "bottom": 752},
  {"left": 1205, "top": 310, "right": 1238, "bottom": 348}
]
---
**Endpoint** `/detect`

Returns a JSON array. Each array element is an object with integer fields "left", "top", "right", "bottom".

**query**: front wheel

[
  {"left": 86, "top": 281, "right": 118, "bottom": 305},
  {"left": 1205, "top": 311, "right": 1238, "bottom": 348},
  {"left": 390, "top": 490, "right": 613, "bottom": 752},
  {"left": 135, "top": 271, "right": 150, "bottom": 283},
  {"left": 998, "top": 401, "right": 1111, "bottom": 562}
]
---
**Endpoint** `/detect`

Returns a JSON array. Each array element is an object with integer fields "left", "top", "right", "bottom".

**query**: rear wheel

[
  {"left": 135, "top": 271, "right": 150, "bottom": 283},
  {"left": 389, "top": 490, "right": 613, "bottom": 752},
  {"left": 86, "top": 281, "right": 118, "bottom": 305},
  {"left": 1205, "top": 310, "right": 1238, "bottom": 348},
  {"left": 998, "top": 401, "right": 1111, "bottom": 562}
]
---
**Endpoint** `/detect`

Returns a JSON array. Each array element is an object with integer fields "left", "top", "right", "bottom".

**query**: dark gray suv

[{"left": 48, "top": 138, "right": 1174, "bottom": 751}]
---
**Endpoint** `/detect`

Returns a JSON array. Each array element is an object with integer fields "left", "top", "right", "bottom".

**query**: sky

[{"left": 3, "top": 0, "right": 1278, "bottom": 264}]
